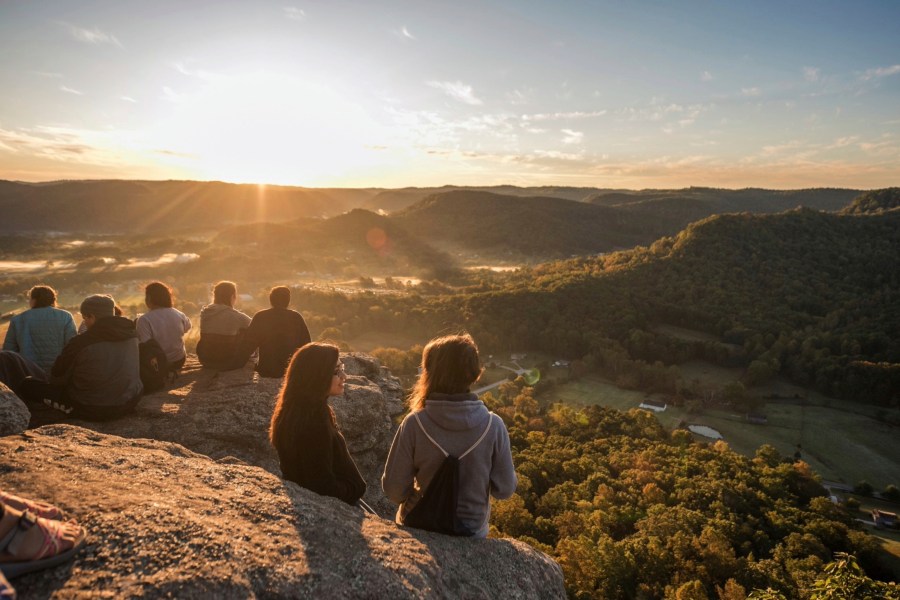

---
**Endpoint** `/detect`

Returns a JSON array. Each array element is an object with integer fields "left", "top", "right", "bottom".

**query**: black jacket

[
  {"left": 244, "top": 308, "right": 311, "bottom": 378},
  {"left": 276, "top": 406, "right": 366, "bottom": 505},
  {"left": 51, "top": 316, "right": 142, "bottom": 409}
]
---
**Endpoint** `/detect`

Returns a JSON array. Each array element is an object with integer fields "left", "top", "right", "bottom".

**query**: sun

[{"left": 149, "top": 72, "right": 389, "bottom": 185}]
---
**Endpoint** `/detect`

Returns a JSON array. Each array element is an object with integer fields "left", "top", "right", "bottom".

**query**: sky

[{"left": 0, "top": 0, "right": 899, "bottom": 189}]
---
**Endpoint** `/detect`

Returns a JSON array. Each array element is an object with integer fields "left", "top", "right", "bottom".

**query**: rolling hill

[
  {"left": 0, "top": 180, "right": 381, "bottom": 233},
  {"left": 391, "top": 190, "right": 670, "bottom": 259}
]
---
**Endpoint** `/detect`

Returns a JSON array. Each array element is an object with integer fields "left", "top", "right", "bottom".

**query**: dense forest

[
  {"left": 282, "top": 207, "right": 900, "bottom": 406},
  {"left": 484, "top": 379, "right": 899, "bottom": 599}
]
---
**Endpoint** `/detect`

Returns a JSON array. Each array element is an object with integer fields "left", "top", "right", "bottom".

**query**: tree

[{"left": 852, "top": 481, "right": 874, "bottom": 497}]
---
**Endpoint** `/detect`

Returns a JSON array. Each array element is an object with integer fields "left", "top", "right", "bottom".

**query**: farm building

[{"left": 639, "top": 399, "right": 667, "bottom": 413}]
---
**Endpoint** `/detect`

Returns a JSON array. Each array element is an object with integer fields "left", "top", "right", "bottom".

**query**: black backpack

[
  {"left": 403, "top": 413, "right": 493, "bottom": 536},
  {"left": 138, "top": 338, "right": 169, "bottom": 394}
]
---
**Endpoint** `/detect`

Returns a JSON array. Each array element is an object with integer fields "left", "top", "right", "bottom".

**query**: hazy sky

[{"left": 1, "top": 0, "right": 898, "bottom": 188}]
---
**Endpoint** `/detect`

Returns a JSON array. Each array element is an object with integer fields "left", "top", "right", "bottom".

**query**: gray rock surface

[
  {"left": 0, "top": 382, "right": 29, "bottom": 436},
  {"left": 1, "top": 425, "right": 565, "bottom": 599},
  {"left": 61, "top": 353, "right": 404, "bottom": 514}
]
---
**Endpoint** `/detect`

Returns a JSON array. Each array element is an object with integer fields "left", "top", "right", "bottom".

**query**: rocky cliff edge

[{"left": 0, "top": 354, "right": 565, "bottom": 599}]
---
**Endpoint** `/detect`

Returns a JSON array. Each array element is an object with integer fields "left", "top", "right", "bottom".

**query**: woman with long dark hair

[
  {"left": 269, "top": 343, "right": 366, "bottom": 505},
  {"left": 381, "top": 334, "right": 517, "bottom": 537}
]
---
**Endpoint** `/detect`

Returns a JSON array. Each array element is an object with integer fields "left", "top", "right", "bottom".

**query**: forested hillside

[
  {"left": 290, "top": 207, "right": 900, "bottom": 406},
  {"left": 484, "top": 382, "right": 898, "bottom": 598},
  {"left": 393, "top": 190, "right": 671, "bottom": 258},
  {"left": 841, "top": 187, "right": 900, "bottom": 215}
]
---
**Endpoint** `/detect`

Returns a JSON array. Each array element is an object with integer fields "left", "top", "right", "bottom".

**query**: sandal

[
  {"left": 0, "top": 510, "right": 86, "bottom": 579},
  {"left": 0, "top": 490, "right": 66, "bottom": 521}
]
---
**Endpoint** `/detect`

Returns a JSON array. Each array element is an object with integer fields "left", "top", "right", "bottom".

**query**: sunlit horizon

[{"left": 1, "top": 1, "right": 899, "bottom": 189}]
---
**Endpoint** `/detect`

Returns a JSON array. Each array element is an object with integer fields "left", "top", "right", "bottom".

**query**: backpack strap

[
  {"left": 413, "top": 412, "right": 448, "bottom": 457},
  {"left": 459, "top": 415, "right": 493, "bottom": 459},
  {"left": 412, "top": 412, "right": 493, "bottom": 460}
]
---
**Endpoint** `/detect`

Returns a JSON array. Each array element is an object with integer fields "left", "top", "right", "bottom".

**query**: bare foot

[{"left": 0, "top": 490, "right": 65, "bottom": 521}]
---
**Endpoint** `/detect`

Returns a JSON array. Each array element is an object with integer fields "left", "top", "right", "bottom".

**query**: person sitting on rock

[
  {"left": 243, "top": 286, "right": 311, "bottom": 378},
  {"left": 20, "top": 294, "right": 143, "bottom": 421},
  {"left": 0, "top": 488, "right": 87, "bottom": 582},
  {"left": 197, "top": 281, "right": 252, "bottom": 370},
  {"left": 2, "top": 285, "right": 76, "bottom": 372},
  {"left": 381, "top": 334, "right": 517, "bottom": 538},
  {"left": 136, "top": 281, "right": 192, "bottom": 372},
  {"left": 269, "top": 343, "right": 366, "bottom": 506}
]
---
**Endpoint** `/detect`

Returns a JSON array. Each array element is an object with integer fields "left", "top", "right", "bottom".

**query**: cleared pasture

[{"left": 542, "top": 375, "right": 900, "bottom": 490}]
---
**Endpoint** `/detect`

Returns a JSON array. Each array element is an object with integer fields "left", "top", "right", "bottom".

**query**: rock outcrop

[
  {"left": 1, "top": 425, "right": 565, "bottom": 599},
  {"left": 49, "top": 353, "right": 404, "bottom": 515},
  {"left": 0, "top": 382, "right": 29, "bottom": 436}
]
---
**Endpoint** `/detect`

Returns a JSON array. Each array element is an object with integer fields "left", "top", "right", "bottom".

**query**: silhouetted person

[
  {"left": 21, "top": 294, "right": 142, "bottom": 421},
  {"left": 269, "top": 343, "right": 366, "bottom": 505},
  {"left": 244, "top": 286, "right": 311, "bottom": 378},
  {"left": 136, "top": 281, "right": 192, "bottom": 372},
  {"left": 382, "top": 334, "right": 517, "bottom": 537},
  {"left": 197, "top": 281, "right": 251, "bottom": 370}
]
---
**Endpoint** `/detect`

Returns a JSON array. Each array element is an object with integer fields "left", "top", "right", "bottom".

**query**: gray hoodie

[
  {"left": 382, "top": 393, "right": 517, "bottom": 537},
  {"left": 199, "top": 303, "right": 250, "bottom": 335}
]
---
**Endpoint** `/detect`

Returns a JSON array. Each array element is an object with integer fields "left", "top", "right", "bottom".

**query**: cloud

[
  {"left": 741, "top": 87, "right": 761, "bottom": 97},
  {"left": 506, "top": 89, "right": 530, "bottom": 105},
  {"left": 120, "top": 96, "right": 137, "bottom": 103},
  {"left": 426, "top": 80, "right": 483, "bottom": 105},
  {"left": 860, "top": 64, "right": 900, "bottom": 81},
  {"left": 803, "top": 67, "right": 820, "bottom": 82},
  {"left": 521, "top": 110, "right": 606, "bottom": 122},
  {"left": 162, "top": 86, "right": 183, "bottom": 103},
  {"left": 400, "top": 26, "right": 415, "bottom": 40},
  {"left": 60, "top": 85, "right": 83, "bottom": 96},
  {"left": 561, "top": 129, "right": 583, "bottom": 144},
  {"left": 64, "top": 23, "right": 122, "bottom": 47},
  {"left": 0, "top": 125, "right": 102, "bottom": 161},
  {"left": 32, "top": 71, "right": 63, "bottom": 78},
  {"left": 700, "top": 71, "right": 713, "bottom": 82},
  {"left": 284, "top": 6, "right": 305, "bottom": 21}
]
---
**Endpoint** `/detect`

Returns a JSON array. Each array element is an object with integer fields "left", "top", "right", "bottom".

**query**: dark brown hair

[
  {"left": 213, "top": 280, "right": 237, "bottom": 305},
  {"left": 269, "top": 343, "right": 340, "bottom": 456},
  {"left": 269, "top": 286, "right": 291, "bottom": 309},
  {"left": 145, "top": 281, "right": 174, "bottom": 308},
  {"left": 29, "top": 285, "right": 57, "bottom": 308},
  {"left": 408, "top": 334, "right": 483, "bottom": 412}
]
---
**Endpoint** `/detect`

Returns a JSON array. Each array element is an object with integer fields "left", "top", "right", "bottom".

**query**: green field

[{"left": 542, "top": 374, "right": 900, "bottom": 490}]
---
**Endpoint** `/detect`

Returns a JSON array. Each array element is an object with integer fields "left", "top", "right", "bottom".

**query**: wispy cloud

[
  {"left": 32, "top": 71, "right": 63, "bottom": 78},
  {"left": 120, "top": 96, "right": 137, "bottom": 103},
  {"left": 63, "top": 23, "right": 122, "bottom": 47},
  {"left": 561, "top": 129, "right": 583, "bottom": 144},
  {"left": 521, "top": 110, "right": 606, "bottom": 122},
  {"left": 860, "top": 64, "right": 900, "bottom": 81},
  {"left": 162, "top": 86, "right": 183, "bottom": 103},
  {"left": 284, "top": 6, "right": 305, "bottom": 21},
  {"left": 506, "top": 89, "right": 530, "bottom": 105},
  {"left": 700, "top": 71, "right": 713, "bottom": 82},
  {"left": 803, "top": 67, "right": 820, "bottom": 82},
  {"left": 426, "top": 80, "right": 483, "bottom": 105},
  {"left": 741, "top": 87, "right": 761, "bottom": 97},
  {"left": 400, "top": 26, "right": 415, "bottom": 40},
  {"left": 60, "top": 85, "right": 83, "bottom": 96}
]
